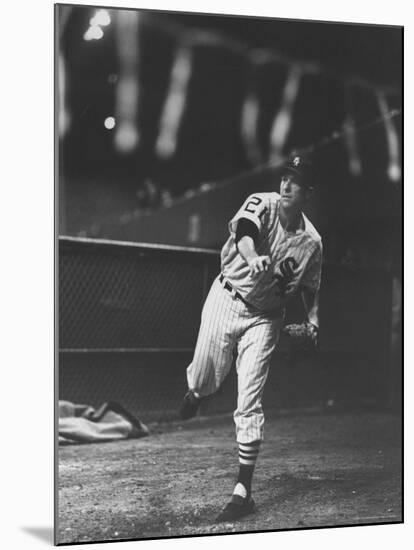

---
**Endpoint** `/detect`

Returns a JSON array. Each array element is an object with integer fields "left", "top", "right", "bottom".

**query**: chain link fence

[
  {"left": 59, "top": 236, "right": 220, "bottom": 421},
  {"left": 59, "top": 236, "right": 219, "bottom": 351}
]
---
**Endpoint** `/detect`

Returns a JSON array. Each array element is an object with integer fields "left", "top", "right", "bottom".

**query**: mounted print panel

[{"left": 55, "top": 4, "right": 402, "bottom": 545}]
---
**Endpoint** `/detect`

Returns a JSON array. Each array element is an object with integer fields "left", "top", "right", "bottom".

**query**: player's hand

[
  {"left": 283, "top": 322, "right": 319, "bottom": 353},
  {"left": 248, "top": 255, "right": 271, "bottom": 276}
]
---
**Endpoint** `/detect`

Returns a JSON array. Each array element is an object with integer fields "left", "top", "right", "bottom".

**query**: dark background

[{"left": 58, "top": 5, "right": 402, "bottom": 272}]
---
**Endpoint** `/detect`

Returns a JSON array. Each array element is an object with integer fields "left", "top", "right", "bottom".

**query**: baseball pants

[{"left": 186, "top": 275, "right": 283, "bottom": 444}]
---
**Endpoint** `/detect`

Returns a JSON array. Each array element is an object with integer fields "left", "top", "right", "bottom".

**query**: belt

[{"left": 219, "top": 273, "right": 250, "bottom": 306}]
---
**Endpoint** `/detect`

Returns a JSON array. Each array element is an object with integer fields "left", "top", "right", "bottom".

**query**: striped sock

[{"left": 235, "top": 440, "right": 261, "bottom": 497}]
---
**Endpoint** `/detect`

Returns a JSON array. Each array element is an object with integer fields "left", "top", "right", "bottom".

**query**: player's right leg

[
  {"left": 181, "top": 276, "right": 240, "bottom": 418},
  {"left": 216, "top": 313, "right": 282, "bottom": 520}
]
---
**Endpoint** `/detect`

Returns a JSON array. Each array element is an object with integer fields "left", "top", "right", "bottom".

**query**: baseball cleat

[
  {"left": 215, "top": 495, "right": 255, "bottom": 522},
  {"left": 179, "top": 390, "right": 202, "bottom": 420}
]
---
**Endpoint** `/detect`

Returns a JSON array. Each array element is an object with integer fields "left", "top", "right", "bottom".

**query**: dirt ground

[{"left": 58, "top": 410, "right": 402, "bottom": 544}]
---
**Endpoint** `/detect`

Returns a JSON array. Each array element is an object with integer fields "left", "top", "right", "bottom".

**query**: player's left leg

[
  {"left": 216, "top": 314, "right": 282, "bottom": 521},
  {"left": 180, "top": 276, "right": 242, "bottom": 419}
]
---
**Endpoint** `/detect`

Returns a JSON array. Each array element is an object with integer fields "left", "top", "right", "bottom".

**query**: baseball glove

[{"left": 283, "top": 322, "right": 319, "bottom": 353}]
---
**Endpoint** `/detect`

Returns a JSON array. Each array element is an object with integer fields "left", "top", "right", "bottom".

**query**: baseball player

[{"left": 180, "top": 155, "right": 322, "bottom": 522}]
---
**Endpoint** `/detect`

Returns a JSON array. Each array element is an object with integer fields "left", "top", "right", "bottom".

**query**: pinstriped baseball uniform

[{"left": 186, "top": 191, "right": 322, "bottom": 444}]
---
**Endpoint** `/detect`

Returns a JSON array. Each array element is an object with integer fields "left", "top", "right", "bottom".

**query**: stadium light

[
  {"left": 388, "top": 163, "right": 401, "bottom": 182},
  {"left": 90, "top": 9, "right": 111, "bottom": 27},
  {"left": 104, "top": 117, "right": 116, "bottom": 130},
  {"left": 84, "top": 25, "right": 104, "bottom": 41}
]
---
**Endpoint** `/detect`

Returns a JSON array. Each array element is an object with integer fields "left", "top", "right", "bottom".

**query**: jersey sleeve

[
  {"left": 228, "top": 194, "right": 268, "bottom": 237},
  {"left": 301, "top": 242, "right": 323, "bottom": 293},
  {"left": 235, "top": 218, "right": 259, "bottom": 245}
]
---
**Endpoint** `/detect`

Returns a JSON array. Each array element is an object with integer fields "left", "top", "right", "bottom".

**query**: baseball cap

[{"left": 280, "top": 154, "right": 316, "bottom": 188}]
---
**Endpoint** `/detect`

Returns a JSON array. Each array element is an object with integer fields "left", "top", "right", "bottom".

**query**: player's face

[{"left": 280, "top": 174, "right": 308, "bottom": 210}]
